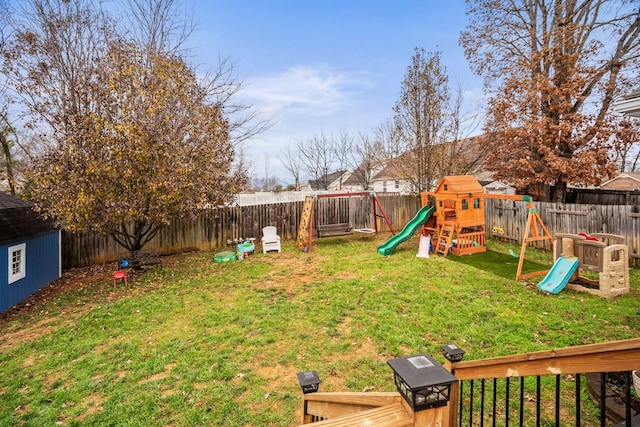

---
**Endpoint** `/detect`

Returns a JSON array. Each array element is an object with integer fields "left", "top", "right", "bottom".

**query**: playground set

[
  {"left": 376, "top": 175, "right": 631, "bottom": 296},
  {"left": 538, "top": 232, "right": 630, "bottom": 297},
  {"left": 296, "top": 192, "right": 394, "bottom": 253},
  {"left": 378, "top": 175, "right": 554, "bottom": 281}
]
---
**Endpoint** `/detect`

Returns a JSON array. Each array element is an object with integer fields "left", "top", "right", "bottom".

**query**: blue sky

[{"left": 190, "top": 1, "right": 484, "bottom": 184}]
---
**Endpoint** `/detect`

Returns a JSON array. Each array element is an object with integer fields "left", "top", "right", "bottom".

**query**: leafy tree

[
  {"left": 610, "top": 116, "right": 640, "bottom": 172},
  {"left": 462, "top": 0, "right": 640, "bottom": 201},
  {"left": 29, "top": 41, "right": 242, "bottom": 251},
  {"left": 2, "top": 0, "right": 246, "bottom": 252},
  {"left": 392, "top": 48, "right": 451, "bottom": 193}
]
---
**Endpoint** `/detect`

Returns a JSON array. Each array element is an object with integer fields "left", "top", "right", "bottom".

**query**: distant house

[
  {"left": 599, "top": 172, "right": 640, "bottom": 191},
  {"left": 302, "top": 170, "right": 351, "bottom": 192},
  {"left": 0, "top": 192, "right": 61, "bottom": 312},
  {"left": 614, "top": 87, "right": 640, "bottom": 118},
  {"left": 345, "top": 135, "right": 490, "bottom": 195}
]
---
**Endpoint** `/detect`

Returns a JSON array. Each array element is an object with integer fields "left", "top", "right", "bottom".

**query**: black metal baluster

[
  {"left": 470, "top": 379, "right": 475, "bottom": 426},
  {"left": 519, "top": 376, "right": 525, "bottom": 426},
  {"left": 493, "top": 378, "right": 497, "bottom": 427},
  {"left": 480, "top": 378, "right": 485, "bottom": 427},
  {"left": 459, "top": 379, "right": 464, "bottom": 427},
  {"left": 555, "top": 375, "right": 561, "bottom": 426},
  {"left": 600, "top": 372, "right": 606, "bottom": 427},
  {"left": 625, "top": 371, "right": 631, "bottom": 427},
  {"left": 536, "top": 376, "right": 541, "bottom": 427},
  {"left": 576, "top": 373, "right": 581, "bottom": 427}
]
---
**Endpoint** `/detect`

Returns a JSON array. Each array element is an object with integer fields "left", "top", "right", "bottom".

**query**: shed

[{"left": 0, "top": 192, "right": 61, "bottom": 312}]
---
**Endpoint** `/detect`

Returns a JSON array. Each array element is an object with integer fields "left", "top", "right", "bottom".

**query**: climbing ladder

[{"left": 435, "top": 223, "right": 454, "bottom": 256}]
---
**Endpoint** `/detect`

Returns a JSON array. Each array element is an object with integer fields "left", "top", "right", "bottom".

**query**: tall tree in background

[
  {"left": 393, "top": 48, "right": 450, "bottom": 193},
  {"left": 462, "top": 0, "right": 640, "bottom": 201},
  {"left": 0, "top": 110, "right": 19, "bottom": 195},
  {"left": 610, "top": 116, "right": 640, "bottom": 172},
  {"left": 280, "top": 144, "right": 302, "bottom": 190},
  {"left": 347, "top": 131, "right": 384, "bottom": 191},
  {"left": 296, "top": 132, "right": 336, "bottom": 190},
  {"left": 2, "top": 0, "right": 108, "bottom": 146}
]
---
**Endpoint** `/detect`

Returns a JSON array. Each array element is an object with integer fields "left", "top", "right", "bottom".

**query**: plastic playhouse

[{"left": 538, "top": 233, "right": 630, "bottom": 297}]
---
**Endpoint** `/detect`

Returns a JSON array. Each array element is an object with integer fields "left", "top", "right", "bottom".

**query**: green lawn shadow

[{"left": 449, "top": 249, "right": 550, "bottom": 279}]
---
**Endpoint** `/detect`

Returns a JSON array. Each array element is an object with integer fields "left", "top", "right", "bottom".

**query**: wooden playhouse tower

[
  {"left": 421, "top": 175, "right": 554, "bottom": 280},
  {"left": 421, "top": 175, "right": 487, "bottom": 257}
]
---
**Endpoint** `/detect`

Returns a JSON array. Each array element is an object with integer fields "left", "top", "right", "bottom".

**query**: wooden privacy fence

[
  {"left": 62, "top": 195, "right": 639, "bottom": 268},
  {"left": 62, "top": 194, "right": 420, "bottom": 268}
]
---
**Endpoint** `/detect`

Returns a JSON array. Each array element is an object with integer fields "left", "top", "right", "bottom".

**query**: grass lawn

[{"left": 0, "top": 234, "right": 638, "bottom": 426}]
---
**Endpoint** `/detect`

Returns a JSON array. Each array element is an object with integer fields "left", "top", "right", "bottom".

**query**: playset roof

[{"left": 433, "top": 175, "right": 485, "bottom": 196}]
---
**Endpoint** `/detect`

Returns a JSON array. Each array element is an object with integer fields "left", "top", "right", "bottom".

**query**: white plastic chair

[{"left": 262, "top": 226, "right": 281, "bottom": 253}]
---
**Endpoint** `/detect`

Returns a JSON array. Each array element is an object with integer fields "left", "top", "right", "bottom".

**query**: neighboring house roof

[
  {"left": 307, "top": 171, "right": 348, "bottom": 191},
  {"left": 0, "top": 192, "right": 56, "bottom": 245},
  {"left": 599, "top": 172, "right": 640, "bottom": 191},
  {"left": 613, "top": 87, "right": 640, "bottom": 117},
  {"left": 368, "top": 135, "right": 486, "bottom": 181},
  {"left": 342, "top": 162, "right": 386, "bottom": 187}
]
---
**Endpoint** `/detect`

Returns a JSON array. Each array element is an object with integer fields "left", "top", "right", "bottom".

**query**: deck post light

[
  {"left": 441, "top": 344, "right": 466, "bottom": 362},
  {"left": 297, "top": 371, "right": 321, "bottom": 394},
  {"left": 387, "top": 354, "right": 458, "bottom": 411}
]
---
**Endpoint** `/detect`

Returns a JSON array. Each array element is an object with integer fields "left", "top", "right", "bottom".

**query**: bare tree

[
  {"left": 374, "top": 118, "right": 402, "bottom": 161},
  {"left": 120, "top": 0, "right": 194, "bottom": 55},
  {"left": 3, "top": 0, "right": 111, "bottom": 144},
  {"left": 0, "top": 110, "right": 18, "bottom": 194},
  {"left": 297, "top": 131, "right": 336, "bottom": 190},
  {"left": 280, "top": 144, "right": 302, "bottom": 190},
  {"left": 393, "top": 48, "right": 450, "bottom": 193},
  {"left": 348, "top": 131, "right": 383, "bottom": 191},
  {"left": 120, "top": 0, "right": 271, "bottom": 149},
  {"left": 437, "top": 80, "right": 486, "bottom": 177},
  {"left": 332, "top": 130, "right": 353, "bottom": 190}
]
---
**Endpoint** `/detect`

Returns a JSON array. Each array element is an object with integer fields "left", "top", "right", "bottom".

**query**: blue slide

[
  {"left": 537, "top": 256, "right": 579, "bottom": 294},
  {"left": 377, "top": 205, "right": 435, "bottom": 256}
]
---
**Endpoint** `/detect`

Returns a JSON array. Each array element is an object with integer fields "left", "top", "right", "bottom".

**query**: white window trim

[{"left": 8, "top": 243, "right": 26, "bottom": 284}]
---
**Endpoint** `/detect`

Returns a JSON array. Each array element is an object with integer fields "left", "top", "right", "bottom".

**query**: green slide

[{"left": 377, "top": 205, "right": 436, "bottom": 256}]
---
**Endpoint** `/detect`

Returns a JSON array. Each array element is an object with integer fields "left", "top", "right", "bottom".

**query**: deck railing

[
  {"left": 299, "top": 338, "right": 640, "bottom": 426},
  {"left": 447, "top": 338, "right": 640, "bottom": 426}
]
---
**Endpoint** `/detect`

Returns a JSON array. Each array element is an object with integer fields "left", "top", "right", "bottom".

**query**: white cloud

[{"left": 243, "top": 64, "right": 377, "bottom": 119}]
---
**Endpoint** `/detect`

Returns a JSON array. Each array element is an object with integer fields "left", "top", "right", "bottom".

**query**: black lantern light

[
  {"left": 297, "top": 370, "right": 321, "bottom": 394},
  {"left": 387, "top": 354, "right": 458, "bottom": 411},
  {"left": 441, "top": 344, "right": 465, "bottom": 363}
]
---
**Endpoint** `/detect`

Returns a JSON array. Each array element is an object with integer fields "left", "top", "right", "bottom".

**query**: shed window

[
  {"left": 474, "top": 198, "right": 481, "bottom": 209},
  {"left": 8, "top": 243, "right": 26, "bottom": 284}
]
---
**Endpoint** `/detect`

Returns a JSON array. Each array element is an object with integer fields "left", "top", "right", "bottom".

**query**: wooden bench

[
  {"left": 317, "top": 223, "right": 353, "bottom": 238},
  {"left": 118, "top": 250, "right": 162, "bottom": 269}
]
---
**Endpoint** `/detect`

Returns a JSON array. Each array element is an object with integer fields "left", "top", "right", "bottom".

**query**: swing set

[{"left": 296, "top": 192, "right": 395, "bottom": 253}]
